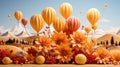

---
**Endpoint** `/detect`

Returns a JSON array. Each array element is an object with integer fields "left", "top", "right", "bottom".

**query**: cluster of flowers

[{"left": 0, "top": 32, "right": 120, "bottom": 65}]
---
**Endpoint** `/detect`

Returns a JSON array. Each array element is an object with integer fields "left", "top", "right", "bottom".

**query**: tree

[
  {"left": 101, "top": 41, "right": 103, "bottom": 44},
  {"left": 106, "top": 40, "right": 108, "bottom": 45},
  {"left": 119, "top": 41, "right": 120, "bottom": 46},
  {"left": 110, "top": 36, "right": 114, "bottom": 46}
]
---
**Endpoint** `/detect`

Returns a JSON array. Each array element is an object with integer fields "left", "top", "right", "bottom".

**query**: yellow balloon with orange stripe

[
  {"left": 14, "top": 10, "right": 23, "bottom": 21},
  {"left": 30, "top": 14, "right": 44, "bottom": 33},
  {"left": 86, "top": 8, "right": 100, "bottom": 25},
  {"left": 59, "top": 2, "right": 73, "bottom": 19},
  {"left": 53, "top": 17, "right": 66, "bottom": 32},
  {"left": 42, "top": 7, "right": 56, "bottom": 26}
]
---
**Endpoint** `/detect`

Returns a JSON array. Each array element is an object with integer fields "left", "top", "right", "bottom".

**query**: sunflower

[
  {"left": 51, "top": 32, "right": 69, "bottom": 45},
  {"left": 56, "top": 44, "right": 73, "bottom": 63},
  {"left": 70, "top": 32, "right": 87, "bottom": 47},
  {"left": 95, "top": 46, "right": 110, "bottom": 59},
  {"left": 37, "top": 36, "right": 51, "bottom": 48}
]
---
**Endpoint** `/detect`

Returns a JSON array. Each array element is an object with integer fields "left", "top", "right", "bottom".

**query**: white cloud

[
  {"left": 104, "top": 27, "right": 120, "bottom": 34},
  {"left": 100, "top": 18, "right": 110, "bottom": 23}
]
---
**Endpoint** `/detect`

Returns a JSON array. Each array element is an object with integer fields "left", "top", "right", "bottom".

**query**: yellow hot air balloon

[
  {"left": 92, "top": 24, "right": 98, "bottom": 30},
  {"left": 53, "top": 17, "right": 66, "bottom": 32},
  {"left": 42, "top": 7, "right": 56, "bottom": 26},
  {"left": 86, "top": 8, "right": 100, "bottom": 25},
  {"left": 14, "top": 10, "right": 23, "bottom": 21},
  {"left": 30, "top": 14, "right": 44, "bottom": 33},
  {"left": 85, "top": 26, "right": 91, "bottom": 33},
  {"left": 59, "top": 2, "right": 73, "bottom": 19}
]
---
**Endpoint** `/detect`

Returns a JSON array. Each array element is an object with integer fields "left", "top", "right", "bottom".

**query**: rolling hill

[{"left": 97, "top": 33, "right": 120, "bottom": 45}]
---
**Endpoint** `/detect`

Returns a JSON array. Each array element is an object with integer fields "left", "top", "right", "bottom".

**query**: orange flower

[
  {"left": 37, "top": 36, "right": 51, "bottom": 47},
  {"left": 56, "top": 44, "right": 73, "bottom": 63},
  {"left": 51, "top": 32, "right": 69, "bottom": 45},
  {"left": 95, "top": 46, "right": 110, "bottom": 59},
  {"left": 70, "top": 32, "right": 87, "bottom": 47},
  {"left": 110, "top": 50, "right": 120, "bottom": 61},
  {"left": 24, "top": 54, "right": 35, "bottom": 64}
]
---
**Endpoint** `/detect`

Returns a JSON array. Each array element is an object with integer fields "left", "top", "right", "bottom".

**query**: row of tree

[
  {"left": 0, "top": 38, "right": 37, "bottom": 45},
  {"left": 97, "top": 36, "right": 120, "bottom": 46}
]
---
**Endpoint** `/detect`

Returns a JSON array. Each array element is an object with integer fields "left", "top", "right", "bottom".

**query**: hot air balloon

[
  {"left": 85, "top": 26, "right": 91, "bottom": 34},
  {"left": 59, "top": 2, "right": 73, "bottom": 19},
  {"left": 8, "top": 13, "right": 12, "bottom": 21},
  {"left": 65, "top": 17, "right": 80, "bottom": 34},
  {"left": 30, "top": 14, "right": 44, "bottom": 35},
  {"left": 21, "top": 18, "right": 29, "bottom": 36},
  {"left": 21, "top": 18, "right": 28, "bottom": 27},
  {"left": 42, "top": 7, "right": 56, "bottom": 26},
  {"left": 86, "top": 8, "right": 100, "bottom": 26},
  {"left": 14, "top": 10, "right": 23, "bottom": 22},
  {"left": 80, "top": 10, "right": 83, "bottom": 14},
  {"left": 104, "top": 3, "right": 108, "bottom": 7},
  {"left": 92, "top": 24, "right": 98, "bottom": 30},
  {"left": 53, "top": 17, "right": 66, "bottom": 32}
]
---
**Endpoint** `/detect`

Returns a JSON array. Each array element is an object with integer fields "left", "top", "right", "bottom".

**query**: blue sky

[{"left": 0, "top": 0, "right": 120, "bottom": 33}]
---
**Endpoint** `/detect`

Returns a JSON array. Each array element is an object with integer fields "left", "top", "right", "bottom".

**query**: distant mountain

[
  {"left": 97, "top": 33, "right": 120, "bottom": 45},
  {"left": 116, "top": 29, "right": 120, "bottom": 36}
]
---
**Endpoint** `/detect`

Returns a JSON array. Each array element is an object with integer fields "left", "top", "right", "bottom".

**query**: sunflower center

[
  {"left": 61, "top": 50, "right": 67, "bottom": 56},
  {"left": 75, "top": 39, "right": 80, "bottom": 43},
  {"left": 56, "top": 40, "right": 62, "bottom": 45}
]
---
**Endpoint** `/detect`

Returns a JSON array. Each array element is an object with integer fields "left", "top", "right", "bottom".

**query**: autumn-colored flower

[
  {"left": 45, "top": 56, "right": 56, "bottom": 64},
  {"left": 95, "top": 46, "right": 110, "bottom": 59},
  {"left": 70, "top": 32, "right": 87, "bottom": 47},
  {"left": 51, "top": 32, "right": 69, "bottom": 45},
  {"left": 13, "top": 56, "right": 25, "bottom": 64},
  {"left": 56, "top": 44, "right": 73, "bottom": 63},
  {"left": 27, "top": 47, "right": 38, "bottom": 56},
  {"left": 24, "top": 54, "right": 35, "bottom": 64},
  {"left": 110, "top": 50, "right": 120, "bottom": 61},
  {"left": 37, "top": 36, "right": 51, "bottom": 47}
]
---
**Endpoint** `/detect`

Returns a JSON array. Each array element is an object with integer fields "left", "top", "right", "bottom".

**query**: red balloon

[
  {"left": 66, "top": 17, "right": 80, "bottom": 34},
  {"left": 21, "top": 18, "right": 28, "bottom": 26}
]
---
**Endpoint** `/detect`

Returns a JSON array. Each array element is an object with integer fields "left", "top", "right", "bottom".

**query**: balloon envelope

[
  {"left": 42, "top": 7, "right": 56, "bottom": 26},
  {"left": 59, "top": 2, "right": 73, "bottom": 19},
  {"left": 66, "top": 17, "right": 80, "bottom": 34},
  {"left": 21, "top": 18, "right": 28, "bottom": 26},
  {"left": 85, "top": 26, "right": 91, "bottom": 33},
  {"left": 86, "top": 8, "right": 100, "bottom": 25},
  {"left": 53, "top": 17, "right": 66, "bottom": 32},
  {"left": 14, "top": 10, "right": 23, "bottom": 21},
  {"left": 30, "top": 14, "right": 44, "bottom": 33}
]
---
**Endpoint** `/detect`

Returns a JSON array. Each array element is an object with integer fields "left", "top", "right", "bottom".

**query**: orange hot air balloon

[
  {"left": 42, "top": 7, "right": 56, "bottom": 26},
  {"left": 85, "top": 26, "right": 91, "bottom": 33},
  {"left": 66, "top": 17, "right": 80, "bottom": 33},
  {"left": 86, "top": 8, "right": 100, "bottom": 25},
  {"left": 14, "top": 10, "right": 23, "bottom": 21},
  {"left": 30, "top": 14, "right": 44, "bottom": 33},
  {"left": 92, "top": 24, "right": 98, "bottom": 30},
  {"left": 59, "top": 2, "right": 73, "bottom": 19},
  {"left": 53, "top": 17, "right": 66, "bottom": 32},
  {"left": 21, "top": 18, "right": 28, "bottom": 27}
]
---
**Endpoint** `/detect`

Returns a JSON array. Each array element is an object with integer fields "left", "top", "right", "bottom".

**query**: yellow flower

[
  {"left": 51, "top": 32, "right": 69, "bottom": 45},
  {"left": 56, "top": 44, "right": 73, "bottom": 63}
]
